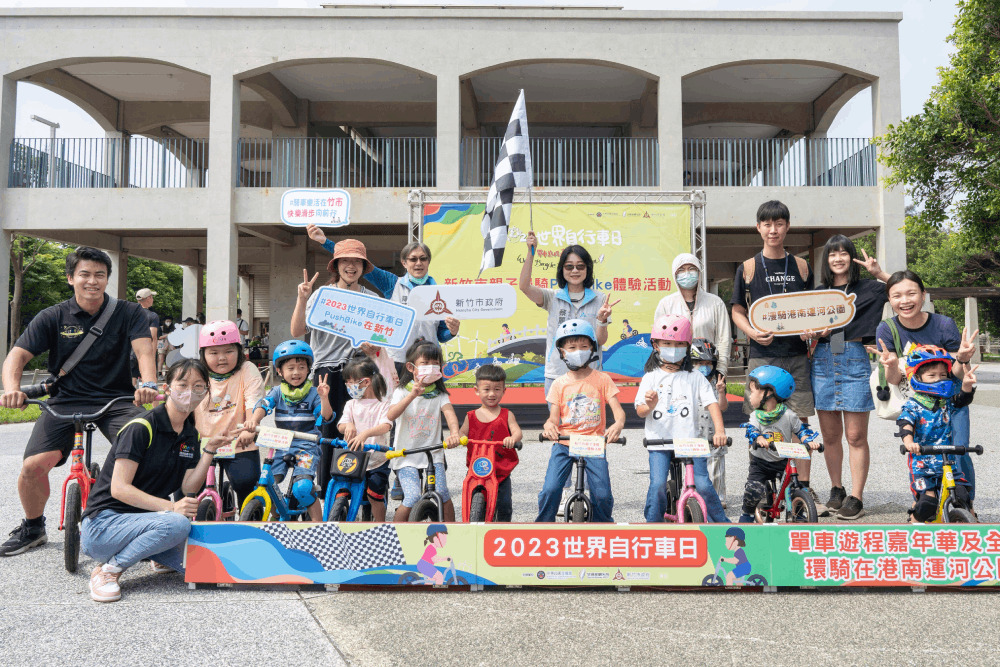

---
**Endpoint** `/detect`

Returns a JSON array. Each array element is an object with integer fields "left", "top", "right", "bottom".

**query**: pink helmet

[
  {"left": 199, "top": 320, "right": 241, "bottom": 348},
  {"left": 650, "top": 314, "right": 692, "bottom": 343}
]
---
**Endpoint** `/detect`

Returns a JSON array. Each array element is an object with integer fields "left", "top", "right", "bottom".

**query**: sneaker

[
  {"left": 836, "top": 495, "right": 866, "bottom": 520},
  {"left": 738, "top": 513, "right": 755, "bottom": 524},
  {"left": 90, "top": 564, "right": 123, "bottom": 602},
  {"left": 826, "top": 486, "right": 846, "bottom": 511},
  {"left": 805, "top": 486, "right": 829, "bottom": 516},
  {"left": 556, "top": 488, "right": 572, "bottom": 518},
  {"left": 149, "top": 561, "right": 173, "bottom": 574},
  {"left": 0, "top": 519, "right": 47, "bottom": 556},
  {"left": 389, "top": 475, "right": 403, "bottom": 501}
]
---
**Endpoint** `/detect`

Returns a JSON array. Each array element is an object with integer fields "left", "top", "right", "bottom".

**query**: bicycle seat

[{"left": 282, "top": 453, "right": 297, "bottom": 466}]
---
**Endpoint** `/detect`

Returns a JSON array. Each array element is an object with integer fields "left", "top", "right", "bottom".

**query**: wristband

[
  {"left": 139, "top": 381, "right": 158, "bottom": 390},
  {"left": 596, "top": 320, "right": 609, "bottom": 327}
]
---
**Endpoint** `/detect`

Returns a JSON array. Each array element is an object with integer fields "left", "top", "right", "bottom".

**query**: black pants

[
  {"left": 218, "top": 449, "right": 261, "bottom": 507},
  {"left": 313, "top": 365, "right": 350, "bottom": 494},
  {"left": 24, "top": 400, "right": 143, "bottom": 467},
  {"left": 742, "top": 456, "right": 787, "bottom": 515}
]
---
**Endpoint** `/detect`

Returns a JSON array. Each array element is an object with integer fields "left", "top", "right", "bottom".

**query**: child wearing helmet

[
  {"left": 738, "top": 365, "right": 821, "bottom": 523},
  {"left": 536, "top": 319, "right": 627, "bottom": 522},
  {"left": 895, "top": 345, "right": 978, "bottom": 522},
  {"left": 690, "top": 338, "right": 730, "bottom": 504},
  {"left": 194, "top": 319, "right": 265, "bottom": 508},
  {"left": 242, "top": 340, "right": 333, "bottom": 521},
  {"left": 636, "top": 316, "right": 730, "bottom": 523},
  {"left": 417, "top": 524, "right": 451, "bottom": 585}
]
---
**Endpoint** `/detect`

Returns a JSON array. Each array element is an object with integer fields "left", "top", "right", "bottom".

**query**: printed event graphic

[
  {"left": 421, "top": 202, "right": 691, "bottom": 385},
  {"left": 185, "top": 523, "right": 1000, "bottom": 588}
]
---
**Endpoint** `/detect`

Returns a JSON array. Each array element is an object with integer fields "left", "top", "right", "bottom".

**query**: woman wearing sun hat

[{"left": 291, "top": 238, "right": 380, "bottom": 492}]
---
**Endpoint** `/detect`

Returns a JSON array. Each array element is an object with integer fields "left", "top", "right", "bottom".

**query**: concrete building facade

[{"left": 0, "top": 7, "right": 905, "bottom": 354}]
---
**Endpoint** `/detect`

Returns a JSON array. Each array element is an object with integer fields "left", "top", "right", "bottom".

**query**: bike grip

[
  {"left": 385, "top": 450, "right": 403, "bottom": 460},
  {"left": 642, "top": 438, "right": 671, "bottom": 448},
  {"left": 816, "top": 443, "right": 825, "bottom": 453},
  {"left": 971, "top": 445, "right": 984, "bottom": 455},
  {"left": 610, "top": 437, "right": 626, "bottom": 446},
  {"left": 725, "top": 437, "right": 733, "bottom": 447},
  {"left": 513, "top": 441, "right": 523, "bottom": 450},
  {"left": 21, "top": 383, "right": 51, "bottom": 399},
  {"left": 899, "top": 444, "right": 909, "bottom": 455}
]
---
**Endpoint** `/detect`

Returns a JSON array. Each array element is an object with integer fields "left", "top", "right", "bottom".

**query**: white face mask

[
  {"left": 563, "top": 350, "right": 592, "bottom": 370},
  {"left": 346, "top": 381, "right": 368, "bottom": 400},
  {"left": 416, "top": 365, "right": 442, "bottom": 383},
  {"left": 657, "top": 347, "right": 687, "bottom": 364},
  {"left": 676, "top": 271, "right": 700, "bottom": 289}
]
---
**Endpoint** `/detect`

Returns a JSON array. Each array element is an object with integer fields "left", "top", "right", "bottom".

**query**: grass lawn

[{"left": 0, "top": 404, "right": 42, "bottom": 424}]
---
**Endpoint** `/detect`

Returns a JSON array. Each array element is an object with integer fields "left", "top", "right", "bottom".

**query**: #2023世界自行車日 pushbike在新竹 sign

[
  {"left": 306, "top": 286, "right": 415, "bottom": 349},
  {"left": 748, "top": 290, "right": 857, "bottom": 337},
  {"left": 280, "top": 189, "right": 351, "bottom": 227}
]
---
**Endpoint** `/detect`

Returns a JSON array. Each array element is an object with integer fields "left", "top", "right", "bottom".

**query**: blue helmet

[
  {"left": 749, "top": 365, "right": 795, "bottom": 401},
  {"left": 427, "top": 523, "right": 448, "bottom": 538},
  {"left": 273, "top": 340, "right": 314, "bottom": 369},
  {"left": 905, "top": 345, "right": 955, "bottom": 398},
  {"left": 726, "top": 526, "right": 745, "bottom": 541},
  {"left": 554, "top": 318, "right": 598, "bottom": 350},
  {"left": 290, "top": 476, "right": 317, "bottom": 508}
]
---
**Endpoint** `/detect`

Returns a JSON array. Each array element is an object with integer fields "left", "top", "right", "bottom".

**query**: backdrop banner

[
  {"left": 185, "top": 523, "right": 1000, "bottom": 589},
  {"left": 421, "top": 202, "right": 691, "bottom": 385}
]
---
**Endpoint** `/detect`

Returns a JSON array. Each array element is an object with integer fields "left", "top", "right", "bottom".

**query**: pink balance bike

[
  {"left": 642, "top": 437, "right": 732, "bottom": 523},
  {"left": 194, "top": 459, "right": 238, "bottom": 522}
]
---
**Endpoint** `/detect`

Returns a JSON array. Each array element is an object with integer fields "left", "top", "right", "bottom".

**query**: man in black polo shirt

[{"left": 0, "top": 247, "right": 159, "bottom": 557}]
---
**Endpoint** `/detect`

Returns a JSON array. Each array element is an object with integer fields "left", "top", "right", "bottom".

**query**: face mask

[
  {"left": 563, "top": 350, "right": 592, "bottom": 370},
  {"left": 695, "top": 365, "right": 712, "bottom": 378},
  {"left": 676, "top": 271, "right": 700, "bottom": 289},
  {"left": 416, "top": 365, "right": 442, "bottom": 383},
  {"left": 409, "top": 274, "right": 430, "bottom": 285},
  {"left": 346, "top": 381, "right": 368, "bottom": 400},
  {"left": 657, "top": 347, "right": 687, "bottom": 364},
  {"left": 169, "top": 390, "right": 200, "bottom": 412},
  {"left": 164, "top": 321, "right": 172, "bottom": 328}
]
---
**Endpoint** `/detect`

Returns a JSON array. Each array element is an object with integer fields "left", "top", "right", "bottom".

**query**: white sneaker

[
  {"left": 149, "top": 560, "right": 173, "bottom": 574},
  {"left": 90, "top": 563, "right": 123, "bottom": 602},
  {"left": 556, "top": 488, "right": 571, "bottom": 518}
]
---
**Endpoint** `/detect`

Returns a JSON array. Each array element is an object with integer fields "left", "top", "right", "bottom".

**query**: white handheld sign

[
  {"left": 774, "top": 442, "right": 811, "bottom": 460},
  {"left": 408, "top": 284, "right": 517, "bottom": 321},
  {"left": 748, "top": 289, "right": 857, "bottom": 337},
  {"left": 306, "top": 286, "right": 415, "bottom": 350},
  {"left": 568, "top": 434, "right": 606, "bottom": 458},
  {"left": 256, "top": 426, "right": 295, "bottom": 451},
  {"left": 280, "top": 189, "right": 350, "bottom": 228},
  {"left": 673, "top": 438, "right": 711, "bottom": 458}
]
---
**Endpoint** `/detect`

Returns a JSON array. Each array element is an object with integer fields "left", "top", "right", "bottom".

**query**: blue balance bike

[
  {"left": 324, "top": 441, "right": 391, "bottom": 522},
  {"left": 239, "top": 427, "right": 323, "bottom": 522}
]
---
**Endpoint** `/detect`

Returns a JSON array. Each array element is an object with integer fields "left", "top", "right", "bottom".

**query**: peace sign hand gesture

[
  {"left": 298, "top": 269, "right": 319, "bottom": 301},
  {"left": 957, "top": 327, "right": 979, "bottom": 364},
  {"left": 873, "top": 339, "right": 898, "bottom": 371},
  {"left": 597, "top": 293, "right": 621, "bottom": 324},
  {"left": 853, "top": 249, "right": 889, "bottom": 281},
  {"left": 962, "top": 364, "right": 980, "bottom": 392},
  {"left": 316, "top": 373, "right": 330, "bottom": 398}
]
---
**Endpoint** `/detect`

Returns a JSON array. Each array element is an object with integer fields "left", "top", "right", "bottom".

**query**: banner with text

[{"left": 421, "top": 202, "right": 692, "bottom": 385}]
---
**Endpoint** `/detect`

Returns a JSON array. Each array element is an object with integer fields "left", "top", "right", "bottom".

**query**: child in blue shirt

[{"left": 244, "top": 340, "right": 332, "bottom": 521}]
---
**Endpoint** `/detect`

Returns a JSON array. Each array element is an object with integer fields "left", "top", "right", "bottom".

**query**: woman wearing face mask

[
  {"left": 158, "top": 316, "right": 175, "bottom": 378},
  {"left": 81, "top": 359, "right": 225, "bottom": 603},
  {"left": 292, "top": 238, "right": 381, "bottom": 493},
  {"left": 653, "top": 253, "right": 732, "bottom": 503},
  {"left": 306, "top": 225, "right": 459, "bottom": 378}
]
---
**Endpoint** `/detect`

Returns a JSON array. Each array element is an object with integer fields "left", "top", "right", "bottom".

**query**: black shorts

[
  {"left": 366, "top": 462, "right": 391, "bottom": 501},
  {"left": 24, "top": 401, "right": 143, "bottom": 467}
]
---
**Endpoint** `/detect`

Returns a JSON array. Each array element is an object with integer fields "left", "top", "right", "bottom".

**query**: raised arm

[{"left": 518, "top": 231, "right": 545, "bottom": 307}]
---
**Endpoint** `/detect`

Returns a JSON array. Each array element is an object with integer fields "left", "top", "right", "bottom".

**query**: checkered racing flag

[
  {"left": 480, "top": 89, "right": 532, "bottom": 274},
  {"left": 260, "top": 522, "right": 405, "bottom": 571}
]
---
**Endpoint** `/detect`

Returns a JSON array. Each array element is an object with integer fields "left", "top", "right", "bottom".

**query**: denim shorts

[{"left": 810, "top": 341, "right": 874, "bottom": 413}]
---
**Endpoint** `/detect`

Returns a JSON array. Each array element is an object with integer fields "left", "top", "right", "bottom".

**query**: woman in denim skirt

[{"left": 805, "top": 235, "right": 890, "bottom": 520}]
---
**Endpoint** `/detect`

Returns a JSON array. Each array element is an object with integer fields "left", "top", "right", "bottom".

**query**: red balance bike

[
  {"left": 457, "top": 438, "right": 523, "bottom": 522},
  {"left": 751, "top": 438, "right": 825, "bottom": 524},
  {"left": 23, "top": 384, "right": 140, "bottom": 572}
]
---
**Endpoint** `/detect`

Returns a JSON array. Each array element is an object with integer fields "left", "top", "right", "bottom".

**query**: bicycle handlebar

[
  {"left": 25, "top": 395, "right": 142, "bottom": 422},
  {"left": 237, "top": 425, "right": 390, "bottom": 453},
  {"left": 385, "top": 436, "right": 469, "bottom": 460},
  {"left": 22, "top": 383, "right": 52, "bottom": 399},
  {"left": 459, "top": 438, "right": 523, "bottom": 451},
  {"left": 538, "top": 434, "right": 626, "bottom": 445},
  {"left": 899, "top": 444, "right": 983, "bottom": 456},
  {"left": 642, "top": 437, "right": 732, "bottom": 448},
  {"left": 752, "top": 440, "right": 825, "bottom": 454}
]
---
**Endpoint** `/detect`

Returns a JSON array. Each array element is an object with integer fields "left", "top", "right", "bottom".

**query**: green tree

[
  {"left": 877, "top": 0, "right": 1000, "bottom": 246},
  {"left": 125, "top": 257, "right": 183, "bottom": 322}
]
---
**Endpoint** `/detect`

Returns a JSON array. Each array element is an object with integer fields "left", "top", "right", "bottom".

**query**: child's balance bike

[
  {"left": 386, "top": 437, "right": 467, "bottom": 522},
  {"left": 238, "top": 426, "right": 321, "bottom": 522},
  {"left": 539, "top": 434, "right": 626, "bottom": 523},
  {"left": 702, "top": 557, "right": 767, "bottom": 587},
  {"left": 324, "top": 440, "right": 391, "bottom": 522},
  {"left": 900, "top": 443, "right": 982, "bottom": 523},
  {"left": 457, "top": 438, "right": 523, "bottom": 522},
  {"left": 642, "top": 437, "right": 732, "bottom": 523},
  {"left": 24, "top": 385, "right": 140, "bottom": 573},
  {"left": 195, "top": 458, "right": 238, "bottom": 522},
  {"left": 750, "top": 438, "right": 824, "bottom": 524}
]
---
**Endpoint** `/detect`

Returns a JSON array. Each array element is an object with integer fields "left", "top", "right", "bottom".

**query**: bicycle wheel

[
  {"left": 452, "top": 575, "right": 469, "bottom": 586},
  {"left": 947, "top": 506, "right": 977, "bottom": 523},
  {"left": 328, "top": 495, "right": 350, "bottom": 522},
  {"left": 787, "top": 489, "right": 818, "bottom": 523},
  {"left": 195, "top": 497, "right": 217, "bottom": 522},
  {"left": 701, "top": 573, "right": 723, "bottom": 586},
  {"left": 397, "top": 572, "right": 421, "bottom": 585},
  {"left": 409, "top": 498, "right": 439, "bottom": 522},
  {"left": 745, "top": 574, "right": 768, "bottom": 586},
  {"left": 239, "top": 497, "right": 267, "bottom": 522},
  {"left": 468, "top": 490, "right": 488, "bottom": 522},
  {"left": 569, "top": 499, "right": 587, "bottom": 523},
  {"left": 63, "top": 483, "right": 82, "bottom": 573},
  {"left": 683, "top": 498, "right": 705, "bottom": 524}
]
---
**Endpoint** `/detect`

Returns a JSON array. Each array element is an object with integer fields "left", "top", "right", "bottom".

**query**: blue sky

[{"left": 10, "top": 0, "right": 959, "bottom": 139}]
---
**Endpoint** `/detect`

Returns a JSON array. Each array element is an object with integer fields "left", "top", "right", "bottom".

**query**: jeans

[
  {"left": 217, "top": 449, "right": 261, "bottom": 507},
  {"left": 952, "top": 404, "right": 975, "bottom": 501},
  {"left": 645, "top": 450, "right": 729, "bottom": 524},
  {"left": 496, "top": 476, "right": 513, "bottom": 522},
  {"left": 81, "top": 509, "right": 191, "bottom": 572},
  {"left": 544, "top": 376, "right": 588, "bottom": 492},
  {"left": 536, "top": 444, "right": 613, "bottom": 522}
]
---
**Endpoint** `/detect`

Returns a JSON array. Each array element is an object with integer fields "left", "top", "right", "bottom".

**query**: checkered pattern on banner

[
  {"left": 260, "top": 522, "right": 405, "bottom": 571},
  {"left": 480, "top": 89, "right": 532, "bottom": 274}
]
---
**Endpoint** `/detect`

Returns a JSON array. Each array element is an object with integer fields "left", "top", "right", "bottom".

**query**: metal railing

[
  {"left": 8, "top": 137, "right": 208, "bottom": 188},
  {"left": 461, "top": 137, "right": 659, "bottom": 188},
  {"left": 237, "top": 137, "right": 436, "bottom": 188},
  {"left": 682, "top": 137, "right": 876, "bottom": 187}
]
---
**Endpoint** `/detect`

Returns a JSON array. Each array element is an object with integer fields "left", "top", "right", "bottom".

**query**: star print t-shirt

[
  {"left": 546, "top": 370, "right": 619, "bottom": 436},
  {"left": 635, "top": 368, "right": 717, "bottom": 451},
  {"left": 385, "top": 388, "right": 451, "bottom": 471}
]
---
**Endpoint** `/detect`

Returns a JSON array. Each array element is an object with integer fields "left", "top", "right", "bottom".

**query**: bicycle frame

[
  {"left": 196, "top": 462, "right": 233, "bottom": 521},
  {"left": 459, "top": 439, "right": 523, "bottom": 523},
  {"left": 241, "top": 448, "right": 310, "bottom": 521},
  {"left": 59, "top": 423, "right": 96, "bottom": 530},
  {"left": 933, "top": 459, "right": 957, "bottom": 523},
  {"left": 758, "top": 459, "right": 798, "bottom": 522},
  {"left": 541, "top": 434, "right": 626, "bottom": 523},
  {"left": 664, "top": 458, "right": 708, "bottom": 524},
  {"left": 385, "top": 438, "right": 463, "bottom": 522},
  {"left": 324, "top": 440, "right": 389, "bottom": 522}
]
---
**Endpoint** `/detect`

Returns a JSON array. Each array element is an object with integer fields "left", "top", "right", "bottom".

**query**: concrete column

[
  {"left": 872, "top": 50, "right": 906, "bottom": 272},
  {"left": 436, "top": 72, "right": 461, "bottom": 189},
  {"left": 238, "top": 274, "right": 252, "bottom": 318},
  {"left": 966, "top": 297, "right": 981, "bottom": 364},
  {"left": 656, "top": 73, "right": 683, "bottom": 190},
  {"left": 270, "top": 237, "right": 307, "bottom": 345},
  {"left": 271, "top": 102, "right": 309, "bottom": 188},
  {"left": 205, "top": 69, "right": 240, "bottom": 322},
  {"left": 182, "top": 265, "right": 201, "bottom": 320},
  {"left": 103, "top": 131, "right": 130, "bottom": 187},
  {"left": 106, "top": 248, "right": 129, "bottom": 300},
  {"left": 0, "top": 76, "right": 17, "bottom": 357}
]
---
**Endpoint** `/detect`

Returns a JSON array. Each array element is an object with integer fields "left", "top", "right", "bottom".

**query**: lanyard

[{"left": 760, "top": 252, "right": 790, "bottom": 295}]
